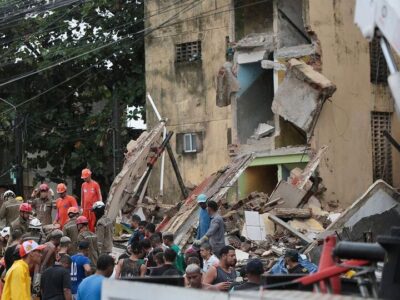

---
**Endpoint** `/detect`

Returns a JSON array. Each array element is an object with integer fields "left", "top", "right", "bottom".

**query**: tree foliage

[{"left": 0, "top": 0, "right": 145, "bottom": 195}]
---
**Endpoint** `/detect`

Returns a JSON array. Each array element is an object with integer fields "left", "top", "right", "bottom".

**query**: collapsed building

[{"left": 144, "top": 0, "right": 400, "bottom": 211}]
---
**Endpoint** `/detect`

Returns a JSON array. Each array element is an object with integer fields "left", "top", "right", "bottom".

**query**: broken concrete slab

[
  {"left": 295, "top": 146, "right": 328, "bottom": 190},
  {"left": 320, "top": 180, "right": 400, "bottom": 242},
  {"left": 251, "top": 123, "right": 274, "bottom": 140},
  {"left": 216, "top": 62, "right": 240, "bottom": 107},
  {"left": 269, "top": 180, "right": 307, "bottom": 209},
  {"left": 272, "top": 59, "right": 336, "bottom": 134},
  {"left": 105, "top": 122, "right": 165, "bottom": 221},
  {"left": 235, "top": 33, "right": 274, "bottom": 51}
]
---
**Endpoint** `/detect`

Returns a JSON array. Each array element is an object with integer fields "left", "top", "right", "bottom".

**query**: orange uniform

[
  {"left": 56, "top": 195, "right": 78, "bottom": 229},
  {"left": 81, "top": 180, "right": 102, "bottom": 232}
]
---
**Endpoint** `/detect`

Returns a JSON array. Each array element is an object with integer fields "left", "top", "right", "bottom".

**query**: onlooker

[
  {"left": 162, "top": 232, "right": 185, "bottom": 273},
  {"left": 2, "top": 240, "right": 45, "bottom": 299},
  {"left": 63, "top": 207, "right": 80, "bottom": 255},
  {"left": 140, "top": 239, "right": 154, "bottom": 267},
  {"left": 3, "top": 229, "right": 22, "bottom": 271},
  {"left": 195, "top": 194, "right": 210, "bottom": 240},
  {"left": 144, "top": 223, "right": 156, "bottom": 239},
  {"left": 203, "top": 245, "right": 237, "bottom": 291},
  {"left": 138, "top": 221, "right": 148, "bottom": 238},
  {"left": 128, "top": 214, "right": 142, "bottom": 246},
  {"left": 194, "top": 200, "right": 225, "bottom": 257},
  {"left": 77, "top": 254, "right": 115, "bottom": 300},
  {"left": 185, "top": 264, "right": 219, "bottom": 291},
  {"left": 150, "top": 234, "right": 162, "bottom": 249},
  {"left": 41, "top": 254, "right": 72, "bottom": 300},
  {"left": 233, "top": 259, "right": 264, "bottom": 291},
  {"left": 200, "top": 242, "right": 219, "bottom": 273},
  {"left": 151, "top": 248, "right": 181, "bottom": 276},
  {"left": 71, "top": 241, "right": 92, "bottom": 297},
  {"left": 185, "top": 264, "right": 203, "bottom": 289},
  {"left": 284, "top": 249, "right": 309, "bottom": 274},
  {"left": 115, "top": 243, "right": 146, "bottom": 278}
]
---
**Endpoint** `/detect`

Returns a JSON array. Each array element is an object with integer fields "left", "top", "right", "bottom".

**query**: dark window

[
  {"left": 175, "top": 41, "right": 201, "bottom": 63},
  {"left": 370, "top": 36, "right": 389, "bottom": 84},
  {"left": 371, "top": 112, "right": 392, "bottom": 184}
]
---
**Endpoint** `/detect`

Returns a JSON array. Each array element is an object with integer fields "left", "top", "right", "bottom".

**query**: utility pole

[
  {"left": 14, "top": 112, "right": 23, "bottom": 196},
  {"left": 0, "top": 97, "right": 23, "bottom": 195},
  {"left": 112, "top": 87, "right": 122, "bottom": 178}
]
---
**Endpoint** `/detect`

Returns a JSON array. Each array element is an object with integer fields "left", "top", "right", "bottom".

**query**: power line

[
  {"left": 0, "top": 0, "right": 200, "bottom": 86},
  {"left": 0, "top": 0, "right": 202, "bottom": 115}
]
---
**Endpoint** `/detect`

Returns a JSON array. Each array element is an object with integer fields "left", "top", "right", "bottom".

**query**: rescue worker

[
  {"left": 54, "top": 183, "right": 78, "bottom": 229},
  {"left": 81, "top": 168, "right": 102, "bottom": 232},
  {"left": 11, "top": 203, "right": 32, "bottom": 235},
  {"left": 27, "top": 217, "right": 45, "bottom": 244},
  {"left": 30, "top": 183, "right": 53, "bottom": 225},
  {"left": 0, "top": 190, "right": 21, "bottom": 226},
  {"left": 0, "top": 227, "right": 10, "bottom": 256},
  {"left": 40, "top": 229, "right": 63, "bottom": 272},
  {"left": 77, "top": 215, "right": 99, "bottom": 266},
  {"left": 92, "top": 201, "right": 113, "bottom": 255},
  {"left": 63, "top": 206, "right": 80, "bottom": 254}
]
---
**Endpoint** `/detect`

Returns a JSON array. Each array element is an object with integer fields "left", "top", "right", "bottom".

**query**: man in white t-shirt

[{"left": 200, "top": 242, "right": 219, "bottom": 273}]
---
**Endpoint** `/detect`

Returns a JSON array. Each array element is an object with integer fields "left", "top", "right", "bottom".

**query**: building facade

[{"left": 145, "top": 0, "right": 400, "bottom": 208}]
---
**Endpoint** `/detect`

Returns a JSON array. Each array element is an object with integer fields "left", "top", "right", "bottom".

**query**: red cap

[
  {"left": 76, "top": 216, "right": 89, "bottom": 225},
  {"left": 19, "top": 203, "right": 32, "bottom": 213},
  {"left": 39, "top": 183, "right": 49, "bottom": 191}
]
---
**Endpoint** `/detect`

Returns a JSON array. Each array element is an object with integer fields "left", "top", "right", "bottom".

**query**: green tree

[{"left": 0, "top": 0, "right": 145, "bottom": 197}]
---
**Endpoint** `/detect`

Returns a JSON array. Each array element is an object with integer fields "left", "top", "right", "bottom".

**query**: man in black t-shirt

[
  {"left": 150, "top": 249, "right": 182, "bottom": 276},
  {"left": 284, "top": 249, "right": 309, "bottom": 274},
  {"left": 41, "top": 254, "right": 72, "bottom": 300},
  {"left": 234, "top": 259, "right": 264, "bottom": 291}
]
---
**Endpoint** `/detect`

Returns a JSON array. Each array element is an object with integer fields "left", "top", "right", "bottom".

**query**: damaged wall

[
  {"left": 145, "top": 1, "right": 233, "bottom": 203},
  {"left": 307, "top": 0, "right": 400, "bottom": 208}
]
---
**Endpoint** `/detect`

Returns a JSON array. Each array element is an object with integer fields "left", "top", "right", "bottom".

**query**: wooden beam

[
  {"left": 268, "top": 214, "right": 313, "bottom": 245},
  {"left": 272, "top": 208, "right": 312, "bottom": 219}
]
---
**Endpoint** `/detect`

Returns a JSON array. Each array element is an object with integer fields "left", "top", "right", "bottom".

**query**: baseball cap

[
  {"left": 246, "top": 258, "right": 264, "bottom": 275},
  {"left": 19, "top": 240, "right": 46, "bottom": 257},
  {"left": 78, "top": 241, "right": 90, "bottom": 249},
  {"left": 197, "top": 194, "right": 207, "bottom": 203}
]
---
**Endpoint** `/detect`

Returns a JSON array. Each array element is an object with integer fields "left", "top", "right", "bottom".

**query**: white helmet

[
  {"left": 0, "top": 227, "right": 10, "bottom": 237},
  {"left": 3, "top": 190, "right": 15, "bottom": 200},
  {"left": 29, "top": 218, "right": 42, "bottom": 229},
  {"left": 92, "top": 201, "right": 105, "bottom": 210}
]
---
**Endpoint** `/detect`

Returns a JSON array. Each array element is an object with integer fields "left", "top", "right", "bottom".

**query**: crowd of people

[{"left": 0, "top": 171, "right": 316, "bottom": 299}]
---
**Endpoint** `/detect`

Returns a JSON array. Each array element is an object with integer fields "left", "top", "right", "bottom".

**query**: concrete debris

[
  {"left": 105, "top": 121, "right": 165, "bottom": 221},
  {"left": 320, "top": 180, "right": 400, "bottom": 242},
  {"left": 270, "top": 181, "right": 307, "bottom": 209},
  {"left": 216, "top": 62, "right": 240, "bottom": 107},
  {"left": 271, "top": 208, "right": 312, "bottom": 219},
  {"left": 261, "top": 60, "right": 287, "bottom": 71},
  {"left": 235, "top": 33, "right": 274, "bottom": 51},
  {"left": 251, "top": 123, "right": 275, "bottom": 140},
  {"left": 272, "top": 58, "right": 336, "bottom": 134}
]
